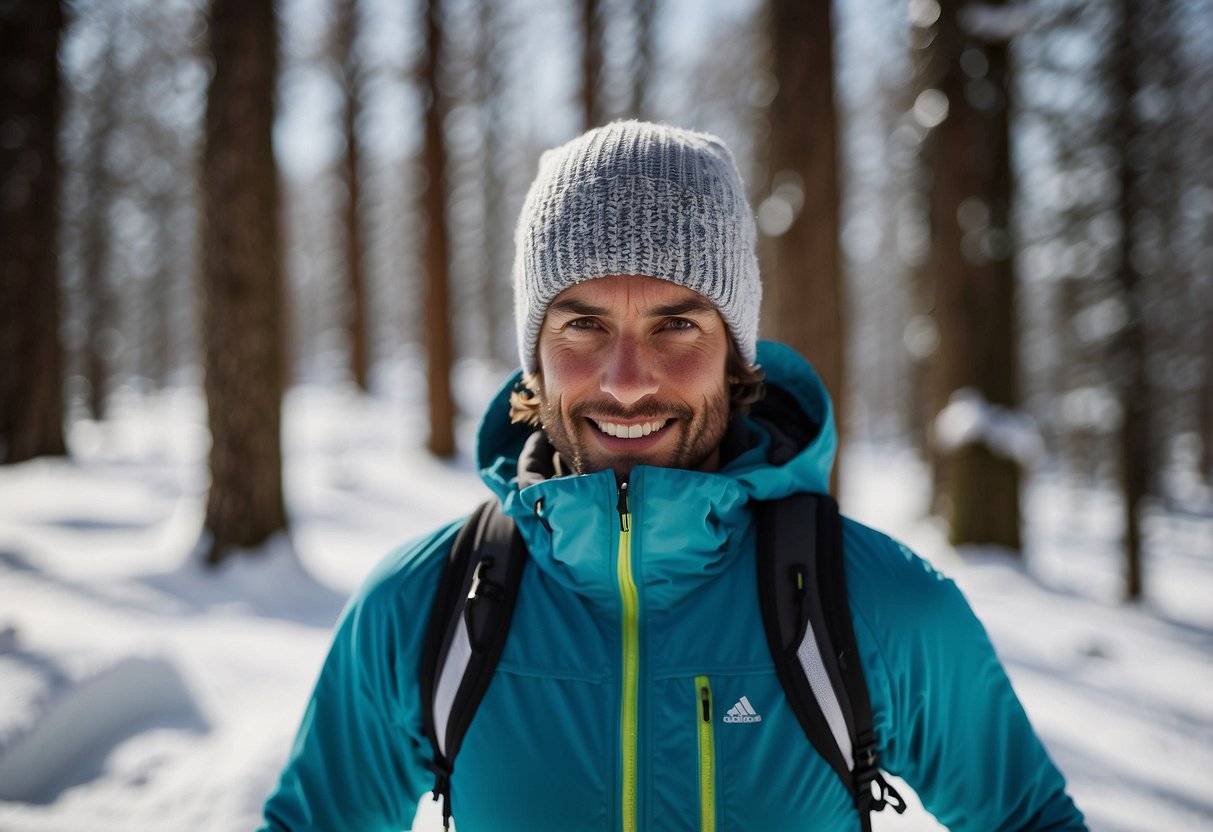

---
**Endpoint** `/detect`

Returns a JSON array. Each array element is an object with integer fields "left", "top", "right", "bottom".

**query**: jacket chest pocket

[{"left": 653, "top": 672, "right": 858, "bottom": 831}]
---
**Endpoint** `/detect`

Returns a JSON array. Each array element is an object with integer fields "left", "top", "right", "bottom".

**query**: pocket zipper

[{"left": 695, "top": 675, "right": 716, "bottom": 832}]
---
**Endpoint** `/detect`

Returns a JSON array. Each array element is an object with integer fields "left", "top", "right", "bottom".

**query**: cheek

[
  {"left": 664, "top": 350, "right": 718, "bottom": 376},
  {"left": 545, "top": 350, "right": 595, "bottom": 381},
  {"left": 662, "top": 346, "right": 728, "bottom": 395},
  {"left": 539, "top": 346, "right": 598, "bottom": 408}
]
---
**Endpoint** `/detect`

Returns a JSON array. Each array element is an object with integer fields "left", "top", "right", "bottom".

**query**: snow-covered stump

[{"left": 934, "top": 388, "right": 1044, "bottom": 551}]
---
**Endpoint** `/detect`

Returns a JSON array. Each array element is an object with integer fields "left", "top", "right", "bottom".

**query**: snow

[
  {"left": 0, "top": 655, "right": 204, "bottom": 803},
  {"left": 932, "top": 386, "right": 1046, "bottom": 467},
  {"left": 2, "top": 384, "right": 1211, "bottom": 831}
]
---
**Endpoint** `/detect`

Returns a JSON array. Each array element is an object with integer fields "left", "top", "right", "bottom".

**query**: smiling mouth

[{"left": 589, "top": 418, "right": 672, "bottom": 439}]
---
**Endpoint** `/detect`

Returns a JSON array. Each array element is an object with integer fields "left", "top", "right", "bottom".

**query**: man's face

[{"left": 534, "top": 274, "right": 731, "bottom": 478}]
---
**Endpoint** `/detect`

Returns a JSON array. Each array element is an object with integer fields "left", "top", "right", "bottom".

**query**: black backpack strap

[
  {"left": 419, "top": 500, "right": 527, "bottom": 829},
  {"left": 756, "top": 493, "right": 905, "bottom": 831}
]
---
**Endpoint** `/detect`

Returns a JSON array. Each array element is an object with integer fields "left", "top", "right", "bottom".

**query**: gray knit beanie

[{"left": 513, "top": 120, "right": 761, "bottom": 373}]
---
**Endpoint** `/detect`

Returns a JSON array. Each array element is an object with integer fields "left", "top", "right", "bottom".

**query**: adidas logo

[{"left": 722, "top": 695, "right": 763, "bottom": 724}]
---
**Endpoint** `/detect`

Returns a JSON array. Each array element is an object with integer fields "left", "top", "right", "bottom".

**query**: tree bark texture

[
  {"left": 1113, "top": 0, "right": 1149, "bottom": 601},
  {"left": 764, "top": 0, "right": 844, "bottom": 494},
  {"left": 145, "top": 189, "right": 176, "bottom": 386},
  {"left": 335, "top": 0, "right": 370, "bottom": 392},
  {"left": 630, "top": 0, "right": 655, "bottom": 120},
  {"left": 904, "top": 29, "right": 937, "bottom": 459},
  {"left": 1202, "top": 318, "right": 1213, "bottom": 486},
  {"left": 476, "top": 0, "right": 508, "bottom": 361},
  {"left": 80, "top": 42, "right": 118, "bottom": 419},
  {"left": 199, "top": 0, "right": 288, "bottom": 565},
  {"left": 422, "top": 0, "right": 456, "bottom": 457},
  {"left": 582, "top": 0, "right": 604, "bottom": 129},
  {"left": 927, "top": 1, "right": 1022, "bottom": 550},
  {"left": 0, "top": 0, "right": 67, "bottom": 464}
]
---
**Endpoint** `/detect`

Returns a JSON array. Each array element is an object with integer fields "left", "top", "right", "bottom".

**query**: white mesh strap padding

[
  {"left": 796, "top": 621, "right": 854, "bottom": 770},
  {"left": 433, "top": 614, "right": 473, "bottom": 758}
]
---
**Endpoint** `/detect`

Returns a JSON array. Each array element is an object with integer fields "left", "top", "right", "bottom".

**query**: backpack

[{"left": 418, "top": 492, "right": 906, "bottom": 831}]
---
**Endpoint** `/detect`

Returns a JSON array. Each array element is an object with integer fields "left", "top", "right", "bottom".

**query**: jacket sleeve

[
  {"left": 846, "top": 527, "right": 1087, "bottom": 831},
  {"left": 260, "top": 523, "right": 461, "bottom": 832}
]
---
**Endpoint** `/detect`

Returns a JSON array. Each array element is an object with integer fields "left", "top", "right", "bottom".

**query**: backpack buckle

[
  {"left": 852, "top": 733, "right": 904, "bottom": 814},
  {"left": 853, "top": 731, "right": 879, "bottom": 774}
]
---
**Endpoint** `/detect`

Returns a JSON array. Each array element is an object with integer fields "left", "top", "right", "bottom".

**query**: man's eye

[
  {"left": 665, "top": 318, "right": 697, "bottom": 331},
  {"left": 567, "top": 318, "right": 600, "bottom": 331}
]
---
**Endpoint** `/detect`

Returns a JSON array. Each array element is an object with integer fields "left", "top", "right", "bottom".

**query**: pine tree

[
  {"left": 0, "top": 0, "right": 68, "bottom": 464},
  {"left": 926, "top": 0, "right": 1024, "bottom": 550},
  {"left": 198, "top": 0, "right": 288, "bottom": 565},
  {"left": 582, "top": 0, "right": 604, "bottom": 129},
  {"left": 763, "top": 0, "right": 844, "bottom": 493},
  {"left": 1110, "top": 0, "right": 1150, "bottom": 600},
  {"left": 422, "top": 0, "right": 456, "bottom": 457},
  {"left": 334, "top": 0, "right": 370, "bottom": 392}
]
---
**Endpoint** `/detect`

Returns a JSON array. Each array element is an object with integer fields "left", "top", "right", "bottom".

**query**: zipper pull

[
  {"left": 617, "top": 481, "right": 630, "bottom": 532},
  {"left": 533, "top": 498, "right": 552, "bottom": 533},
  {"left": 700, "top": 684, "right": 711, "bottom": 723}
]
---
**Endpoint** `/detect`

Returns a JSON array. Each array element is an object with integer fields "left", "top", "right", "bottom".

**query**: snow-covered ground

[{"left": 1, "top": 382, "right": 1210, "bottom": 831}]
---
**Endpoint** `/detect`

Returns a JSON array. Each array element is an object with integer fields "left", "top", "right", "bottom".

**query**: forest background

[
  {"left": 5, "top": 0, "right": 1211, "bottom": 576},
  {"left": 1, "top": 0, "right": 1211, "bottom": 828}
]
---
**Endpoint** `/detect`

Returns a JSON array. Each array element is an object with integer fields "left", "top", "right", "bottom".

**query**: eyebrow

[
  {"left": 649, "top": 299, "right": 718, "bottom": 317},
  {"left": 547, "top": 297, "right": 718, "bottom": 318},
  {"left": 548, "top": 298, "right": 611, "bottom": 317}
]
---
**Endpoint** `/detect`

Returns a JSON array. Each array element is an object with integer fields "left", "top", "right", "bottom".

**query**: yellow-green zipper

[
  {"left": 695, "top": 675, "right": 716, "bottom": 832},
  {"left": 617, "top": 483, "right": 639, "bottom": 832}
]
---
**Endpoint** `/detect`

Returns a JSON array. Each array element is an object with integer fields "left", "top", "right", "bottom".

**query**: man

[{"left": 263, "top": 121, "right": 1085, "bottom": 831}]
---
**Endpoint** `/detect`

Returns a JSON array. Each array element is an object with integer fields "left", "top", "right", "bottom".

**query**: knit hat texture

[{"left": 513, "top": 120, "right": 761, "bottom": 373}]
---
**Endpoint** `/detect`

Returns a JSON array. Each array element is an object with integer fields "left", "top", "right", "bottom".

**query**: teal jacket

[{"left": 263, "top": 341, "right": 1084, "bottom": 831}]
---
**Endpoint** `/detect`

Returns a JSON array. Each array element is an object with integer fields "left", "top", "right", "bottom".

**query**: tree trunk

[
  {"left": 1112, "top": 0, "right": 1149, "bottom": 601},
  {"left": 925, "top": 1, "right": 1022, "bottom": 551},
  {"left": 476, "top": 0, "right": 508, "bottom": 362},
  {"left": 0, "top": 0, "right": 67, "bottom": 464},
  {"left": 630, "top": 0, "right": 655, "bottom": 120},
  {"left": 199, "top": 0, "right": 288, "bottom": 566},
  {"left": 80, "top": 49, "right": 117, "bottom": 418},
  {"left": 1202, "top": 316, "right": 1213, "bottom": 486},
  {"left": 764, "top": 0, "right": 844, "bottom": 495},
  {"left": 144, "top": 190, "right": 176, "bottom": 387},
  {"left": 582, "top": 0, "right": 604, "bottom": 129},
  {"left": 904, "top": 23, "right": 939, "bottom": 464},
  {"left": 335, "top": 0, "right": 370, "bottom": 392},
  {"left": 422, "top": 0, "right": 456, "bottom": 457},
  {"left": 923, "top": 3, "right": 969, "bottom": 516}
]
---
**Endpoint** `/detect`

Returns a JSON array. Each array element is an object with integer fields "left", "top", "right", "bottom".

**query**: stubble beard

[{"left": 536, "top": 386, "right": 731, "bottom": 478}]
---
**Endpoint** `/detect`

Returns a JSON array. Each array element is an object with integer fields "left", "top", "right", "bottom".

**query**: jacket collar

[{"left": 511, "top": 439, "right": 754, "bottom": 611}]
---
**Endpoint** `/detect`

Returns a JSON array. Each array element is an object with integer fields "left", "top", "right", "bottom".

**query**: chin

[{"left": 596, "top": 452, "right": 677, "bottom": 477}]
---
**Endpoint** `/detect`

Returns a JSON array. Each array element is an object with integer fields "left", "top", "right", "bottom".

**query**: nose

[{"left": 600, "top": 335, "right": 659, "bottom": 405}]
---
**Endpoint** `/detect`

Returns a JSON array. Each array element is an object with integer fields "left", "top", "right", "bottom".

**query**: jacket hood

[{"left": 475, "top": 339, "right": 836, "bottom": 506}]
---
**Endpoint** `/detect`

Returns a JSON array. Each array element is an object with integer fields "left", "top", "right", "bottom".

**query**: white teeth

[{"left": 592, "top": 418, "right": 668, "bottom": 438}]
